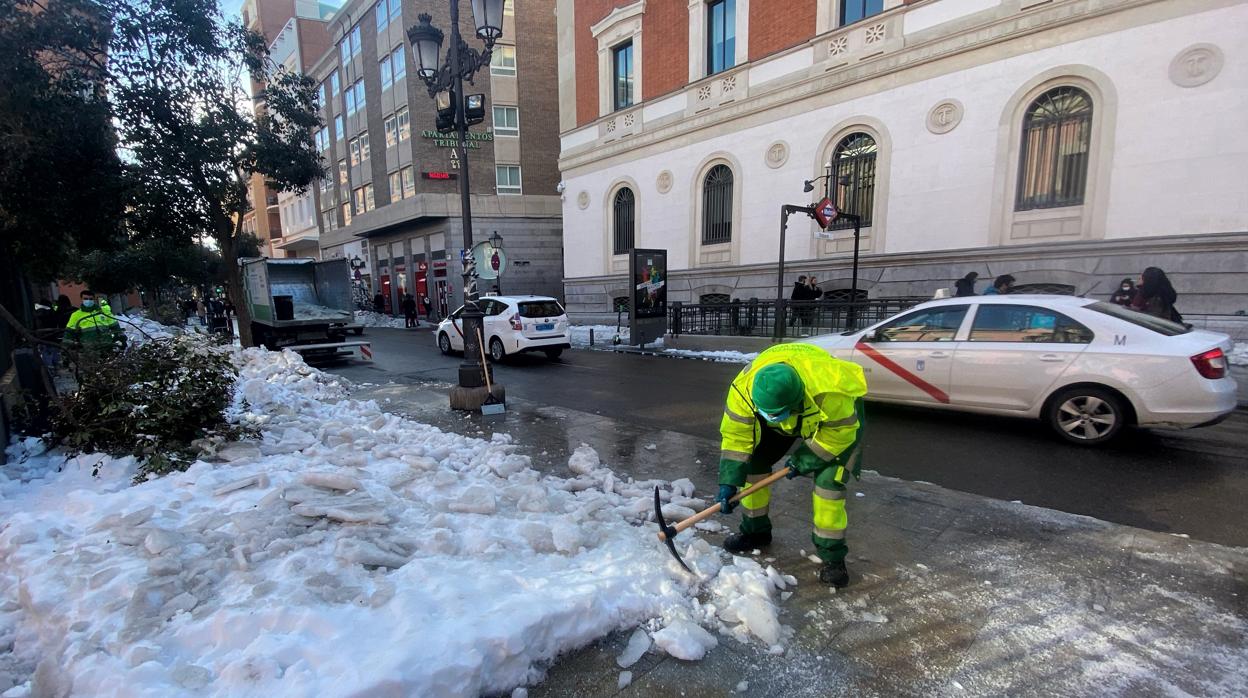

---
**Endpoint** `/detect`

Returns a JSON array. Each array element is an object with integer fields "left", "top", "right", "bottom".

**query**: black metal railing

[{"left": 668, "top": 297, "right": 928, "bottom": 339}]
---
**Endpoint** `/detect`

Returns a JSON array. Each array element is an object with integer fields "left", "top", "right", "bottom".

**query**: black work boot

[
  {"left": 723, "top": 530, "right": 772, "bottom": 554},
  {"left": 819, "top": 559, "right": 849, "bottom": 588}
]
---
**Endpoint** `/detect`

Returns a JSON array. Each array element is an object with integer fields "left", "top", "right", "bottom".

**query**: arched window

[
  {"left": 699, "top": 293, "right": 731, "bottom": 305},
  {"left": 822, "top": 288, "right": 868, "bottom": 302},
  {"left": 612, "top": 187, "right": 635, "bottom": 254},
  {"left": 829, "top": 133, "right": 877, "bottom": 230},
  {"left": 612, "top": 296, "right": 630, "bottom": 312},
  {"left": 701, "top": 164, "right": 733, "bottom": 244},
  {"left": 1016, "top": 86, "right": 1092, "bottom": 211}
]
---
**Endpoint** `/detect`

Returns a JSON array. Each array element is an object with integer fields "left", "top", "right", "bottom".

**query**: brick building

[
  {"left": 555, "top": 0, "right": 1248, "bottom": 321},
  {"left": 311, "top": 0, "right": 564, "bottom": 318},
  {"left": 239, "top": 0, "right": 338, "bottom": 259}
]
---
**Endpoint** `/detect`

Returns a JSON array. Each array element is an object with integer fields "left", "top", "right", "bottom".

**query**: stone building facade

[
  {"left": 313, "top": 0, "right": 564, "bottom": 317},
  {"left": 555, "top": 0, "right": 1248, "bottom": 322}
]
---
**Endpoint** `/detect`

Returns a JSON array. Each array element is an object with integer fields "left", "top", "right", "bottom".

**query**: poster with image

[{"left": 630, "top": 249, "right": 667, "bottom": 320}]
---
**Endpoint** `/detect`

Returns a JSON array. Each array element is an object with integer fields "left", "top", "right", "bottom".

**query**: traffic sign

[{"left": 813, "top": 197, "right": 839, "bottom": 229}]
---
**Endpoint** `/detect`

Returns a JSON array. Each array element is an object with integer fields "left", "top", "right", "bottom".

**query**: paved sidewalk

[{"left": 352, "top": 380, "right": 1248, "bottom": 697}]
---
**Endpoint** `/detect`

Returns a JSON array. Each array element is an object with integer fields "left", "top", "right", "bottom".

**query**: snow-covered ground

[
  {"left": 116, "top": 314, "right": 180, "bottom": 343},
  {"left": 352, "top": 310, "right": 413, "bottom": 329},
  {"left": 665, "top": 349, "right": 758, "bottom": 364},
  {"left": 1229, "top": 343, "right": 1247, "bottom": 367},
  {"left": 0, "top": 347, "right": 795, "bottom": 696},
  {"left": 569, "top": 324, "right": 645, "bottom": 349}
]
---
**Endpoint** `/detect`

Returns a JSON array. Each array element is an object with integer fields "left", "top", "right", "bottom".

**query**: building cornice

[
  {"left": 559, "top": 0, "right": 1232, "bottom": 175},
  {"left": 562, "top": 231, "right": 1248, "bottom": 284}
]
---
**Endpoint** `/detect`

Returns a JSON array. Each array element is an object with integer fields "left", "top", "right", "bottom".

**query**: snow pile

[
  {"left": 1229, "top": 343, "right": 1247, "bottom": 367},
  {"left": 569, "top": 325, "right": 664, "bottom": 349},
  {"left": 0, "top": 349, "right": 793, "bottom": 696},
  {"left": 292, "top": 303, "right": 352, "bottom": 322},
  {"left": 353, "top": 310, "right": 414, "bottom": 329},
  {"left": 116, "top": 314, "right": 179, "bottom": 343},
  {"left": 665, "top": 349, "right": 758, "bottom": 364}
]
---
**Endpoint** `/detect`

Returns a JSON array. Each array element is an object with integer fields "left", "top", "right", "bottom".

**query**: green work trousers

[{"left": 737, "top": 425, "right": 850, "bottom": 563}]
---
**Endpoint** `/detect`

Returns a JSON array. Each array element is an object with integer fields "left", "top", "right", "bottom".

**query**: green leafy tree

[
  {"left": 0, "top": 0, "right": 127, "bottom": 282},
  {"left": 102, "top": 0, "right": 323, "bottom": 346}
]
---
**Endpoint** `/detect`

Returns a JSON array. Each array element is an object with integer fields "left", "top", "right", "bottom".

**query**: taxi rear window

[
  {"left": 518, "top": 301, "right": 564, "bottom": 318},
  {"left": 1086, "top": 302, "right": 1190, "bottom": 336}
]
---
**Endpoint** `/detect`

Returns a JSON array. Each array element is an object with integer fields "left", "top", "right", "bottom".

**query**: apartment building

[
  {"left": 556, "top": 0, "right": 1248, "bottom": 319},
  {"left": 240, "top": 0, "right": 338, "bottom": 258},
  {"left": 312, "top": 0, "right": 563, "bottom": 317}
]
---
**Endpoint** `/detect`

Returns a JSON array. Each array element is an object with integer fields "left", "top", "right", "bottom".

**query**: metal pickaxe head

[{"left": 654, "top": 486, "right": 693, "bottom": 574}]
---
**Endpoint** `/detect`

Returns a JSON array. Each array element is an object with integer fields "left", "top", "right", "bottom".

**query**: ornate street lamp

[{"left": 407, "top": 2, "right": 504, "bottom": 405}]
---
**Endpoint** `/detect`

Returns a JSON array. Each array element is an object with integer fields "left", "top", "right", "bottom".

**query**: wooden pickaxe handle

[{"left": 657, "top": 466, "right": 793, "bottom": 541}]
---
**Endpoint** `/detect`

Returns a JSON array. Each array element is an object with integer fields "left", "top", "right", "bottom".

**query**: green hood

[{"left": 751, "top": 363, "right": 803, "bottom": 413}]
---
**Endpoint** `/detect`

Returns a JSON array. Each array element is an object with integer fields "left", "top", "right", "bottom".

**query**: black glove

[{"left": 716, "top": 484, "right": 738, "bottom": 514}]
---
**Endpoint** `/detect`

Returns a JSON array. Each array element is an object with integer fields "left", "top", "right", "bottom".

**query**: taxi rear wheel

[
  {"left": 1046, "top": 386, "right": 1125, "bottom": 446},
  {"left": 438, "top": 332, "right": 452, "bottom": 355}
]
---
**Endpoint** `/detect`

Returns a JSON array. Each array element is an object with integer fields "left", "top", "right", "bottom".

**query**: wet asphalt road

[{"left": 326, "top": 328, "right": 1248, "bottom": 547}]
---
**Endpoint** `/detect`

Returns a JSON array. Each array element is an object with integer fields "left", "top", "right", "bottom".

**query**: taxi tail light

[
  {"left": 1190, "top": 348, "right": 1227, "bottom": 380},
  {"left": 509, "top": 314, "right": 523, "bottom": 331}
]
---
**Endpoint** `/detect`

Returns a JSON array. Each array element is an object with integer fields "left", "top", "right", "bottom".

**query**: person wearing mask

[
  {"left": 64, "top": 290, "right": 126, "bottom": 357},
  {"left": 1109, "top": 278, "right": 1136, "bottom": 306},
  {"left": 954, "top": 272, "right": 979, "bottom": 297},
  {"left": 982, "top": 274, "right": 1015, "bottom": 295},
  {"left": 1132, "top": 267, "right": 1181, "bottom": 322},
  {"left": 401, "top": 293, "right": 418, "bottom": 328},
  {"left": 715, "top": 343, "right": 868, "bottom": 587}
]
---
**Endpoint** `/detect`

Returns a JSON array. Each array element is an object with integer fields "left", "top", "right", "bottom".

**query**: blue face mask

[
  {"left": 758, "top": 407, "right": 791, "bottom": 424},
  {"left": 82, "top": 299, "right": 96, "bottom": 309}
]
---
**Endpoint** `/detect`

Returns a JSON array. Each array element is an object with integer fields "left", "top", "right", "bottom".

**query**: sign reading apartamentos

[{"left": 420, "top": 130, "right": 495, "bottom": 149}]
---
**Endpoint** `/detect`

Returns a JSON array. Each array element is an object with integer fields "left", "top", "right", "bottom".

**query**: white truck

[{"left": 241, "top": 258, "right": 370, "bottom": 363}]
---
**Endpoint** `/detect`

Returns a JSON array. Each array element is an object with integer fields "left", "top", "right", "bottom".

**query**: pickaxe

[{"left": 654, "top": 466, "right": 793, "bottom": 574}]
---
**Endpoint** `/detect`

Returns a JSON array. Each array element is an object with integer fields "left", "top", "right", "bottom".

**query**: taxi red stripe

[{"left": 854, "top": 341, "right": 950, "bottom": 404}]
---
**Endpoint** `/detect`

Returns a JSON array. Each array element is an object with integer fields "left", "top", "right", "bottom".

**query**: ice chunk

[
  {"left": 550, "top": 520, "right": 583, "bottom": 554},
  {"left": 644, "top": 443, "right": 657, "bottom": 451},
  {"left": 567, "top": 445, "right": 601, "bottom": 475},
  {"left": 212, "top": 473, "right": 270, "bottom": 496},
  {"left": 670, "top": 478, "right": 695, "bottom": 498},
  {"left": 510, "top": 689, "right": 527, "bottom": 698},
  {"left": 616, "top": 628, "right": 651, "bottom": 668},
  {"left": 448, "top": 485, "right": 497, "bottom": 514},
  {"left": 732, "top": 596, "right": 781, "bottom": 645},
  {"left": 736, "top": 681, "right": 749, "bottom": 692},
  {"left": 143, "top": 530, "right": 178, "bottom": 555},
  {"left": 336, "top": 538, "right": 410, "bottom": 569},
  {"left": 652, "top": 618, "right": 718, "bottom": 661},
  {"left": 302, "top": 471, "right": 363, "bottom": 491},
  {"left": 618, "top": 671, "right": 633, "bottom": 689}
]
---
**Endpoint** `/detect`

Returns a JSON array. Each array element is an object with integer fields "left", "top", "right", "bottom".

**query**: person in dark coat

[
  {"left": 373, "top": 292, "right": 386, "bottom": 314},
  {"left": 1109, "top": 278, "right": 1136, "bottom": 306},
  {"left": 421, "top": 295, "right": 433, "bottom": 320},
  {"left": 788, "top": 275, "right": 808, "bottom": 327},
  {"left": 954, "top": 272, "right": 979, "bottom": 297},
  {"left": 1132, "top": 267, "right": 1181, "bottom": 322},
  {"left": 401, "top": 293, "right": 418, "bottom": 328}
]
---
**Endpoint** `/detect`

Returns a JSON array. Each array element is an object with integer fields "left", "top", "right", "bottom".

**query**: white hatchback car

[
  {"left": 436, "top": 295, "right": 572, "bottom": 361},
  {"left": 804, "top": 295, "right": 1237, "bottom": 445}
]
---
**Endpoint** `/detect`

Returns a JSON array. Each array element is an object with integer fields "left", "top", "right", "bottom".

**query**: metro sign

[{"left": 813, "top": 197, "right": 839, "bottom": 229}]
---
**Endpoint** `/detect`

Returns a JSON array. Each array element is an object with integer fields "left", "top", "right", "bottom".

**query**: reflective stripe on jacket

[
  {"left": 719, "top": 343, "right": 867, "bottom": 487},
  {"left": 65, "top": 307, "right": 123, "bottom": 347}
]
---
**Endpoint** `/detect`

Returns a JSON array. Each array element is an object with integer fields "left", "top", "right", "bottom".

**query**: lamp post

[
  {"left": 488, "top": 230, "right": 503, "bottom": 294},
  {"left": 408, "top": 1, "right": 504, "bottom": 400}
]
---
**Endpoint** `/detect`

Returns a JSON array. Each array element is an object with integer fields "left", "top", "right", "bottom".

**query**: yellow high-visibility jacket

[
  {"left": 719, "top": 343, "right": 867, "bottom": 487},
  {"left": 65, "top": 306, "right": 124, "bottom": 349}
]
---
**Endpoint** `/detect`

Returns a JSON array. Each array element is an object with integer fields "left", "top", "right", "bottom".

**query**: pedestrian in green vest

[{"left": 64, "top": 290, "right": 126, "bottom": 356}]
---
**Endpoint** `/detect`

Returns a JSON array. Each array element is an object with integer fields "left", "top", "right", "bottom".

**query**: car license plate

[{"left": 536, "top": 323, "right": 554, "bottom": 332}]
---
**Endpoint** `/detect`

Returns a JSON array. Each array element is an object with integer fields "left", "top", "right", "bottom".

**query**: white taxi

[
  {"left": 436, "top": 295, "right": 572, "bottom": 361},
  {"left": 804, "top": 295, "right": 1237, "bottom": 445}
]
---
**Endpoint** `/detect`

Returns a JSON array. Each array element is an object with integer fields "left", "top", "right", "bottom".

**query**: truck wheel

[
  {"left": 489, "top": 337, "right": 506, "bottom": 362},
  {"left": 1046, "top": 386, "right": 1125, "bottom": 446},
  {"left": 438, "top": 332, "right": 452, "bottom": 355},
  {"left": 543, "top": 348, "right": 563, "bottom": 361}
]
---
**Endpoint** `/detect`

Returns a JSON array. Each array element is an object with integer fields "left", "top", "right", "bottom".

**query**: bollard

[{"left": 590, "top": 328, "right": 595, "bottom": 346}]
